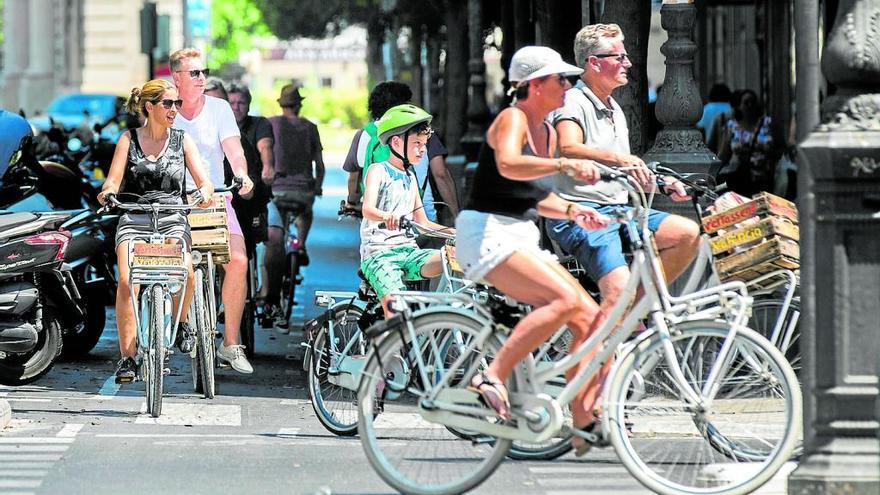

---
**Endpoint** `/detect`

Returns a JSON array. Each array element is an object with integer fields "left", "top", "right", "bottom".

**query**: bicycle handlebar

[
  {"left": 378, "top": 217, "right": 455, "bottom": 241},
  {"left": 337, "top": 200, "right": 363, "bottom": 220},
  {"left": 99, "top": 178, "right": 243, "bottom": 214}
]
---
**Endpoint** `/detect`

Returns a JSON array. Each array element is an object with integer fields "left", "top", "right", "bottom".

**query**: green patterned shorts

[{"left": 360, "top": 245, "right": 438, "bottom": 299}]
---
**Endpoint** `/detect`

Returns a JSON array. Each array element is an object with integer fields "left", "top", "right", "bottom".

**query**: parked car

[{"left": 29, "top": 93, "right": 125, "bottom": 135}]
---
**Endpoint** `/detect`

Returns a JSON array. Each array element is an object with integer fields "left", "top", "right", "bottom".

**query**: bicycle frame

[{"left": 385, "top": 179, "right": 756, "bottom": 444}]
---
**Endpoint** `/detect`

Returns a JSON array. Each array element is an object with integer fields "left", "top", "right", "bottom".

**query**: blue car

[{"left": 29, "top": 93, "right": 125, "bottom": 141}]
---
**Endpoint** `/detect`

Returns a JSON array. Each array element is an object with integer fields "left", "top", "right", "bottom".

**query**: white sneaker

[{"left": 217, "top": 343, "right": 254, "bottom": 374}]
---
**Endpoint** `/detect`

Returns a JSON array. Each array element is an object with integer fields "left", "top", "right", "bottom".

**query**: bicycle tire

[
  {"left": 605, "top": 320, "right": 801, "bottom": 495},
  {"left": 307, "top": 304, "right": 365, "bottom": 436},
  {"left": 749, "top": 298, "right": 800, "bottom": 374},
  {"left": 280, "top": 252, "right": 299, "bottom": 327},
  {"left": 146, "top": 284, "right": 165, "bottom": 418},
  {"left": 358, "top": 311, "right": 512, "bottom": 495},
  {"left": 191, "top": 269, "right": 215, "bottom": 399},
  {"left": 241, "top": 301, "right": 255, "bottom": 358}
]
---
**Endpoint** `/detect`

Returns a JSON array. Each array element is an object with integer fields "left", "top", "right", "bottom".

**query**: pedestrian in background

[
  {"left": 716, "top": 88, "right": 785, "bottom": 197},
  {"left": 698, "top": 83, "right": 733, "bottom": 147}
]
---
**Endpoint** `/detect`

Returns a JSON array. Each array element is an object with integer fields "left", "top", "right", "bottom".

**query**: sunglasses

[
  {"left": 593, "top": 53, "right": 630, "bottom": 63},
  {"left": 177, "top": 68, "right": 210, "bottom": 78},
  {"left": 157, "top": 99, "right": 184, "bottom": 110}
]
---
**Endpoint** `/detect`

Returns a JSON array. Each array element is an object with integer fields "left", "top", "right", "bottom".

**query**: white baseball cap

[{"left": 508, "top": 46, "right": 583, "bottom": 84}]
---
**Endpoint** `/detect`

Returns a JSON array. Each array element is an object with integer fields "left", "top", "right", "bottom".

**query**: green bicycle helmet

[{"left": 375, "top": 104, "right": 433, "bottom": 168}]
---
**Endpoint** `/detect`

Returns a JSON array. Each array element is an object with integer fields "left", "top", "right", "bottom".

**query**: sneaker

[
  {"left": 114, "top": 357, "right": 137, "bottom": 384},
  {"left": 176, "top": 322, "right": 195, "bottom": 354},
  {"left": 217, "top": 343, "right": 253, "bottom": 374}
]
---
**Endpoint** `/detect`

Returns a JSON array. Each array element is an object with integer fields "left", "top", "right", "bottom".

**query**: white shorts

[
  {"left": 455, "top": 210, "right": 557, "bottom": 283},
  {"left": 266, "top": 200, "right": 282, "bottom": 229}
]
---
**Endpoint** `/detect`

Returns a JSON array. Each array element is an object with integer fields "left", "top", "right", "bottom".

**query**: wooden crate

[
  {"left": 709, "top": 216, "right": 799, "bottom": 256},
  {"left": 187, "top": 193, "right": 229, "bottom": 228},
  {"left": 702, "top": 192, "right": 798, "bottom": 234},
  {"left": 715, "top": 237, "right": 800, "bottom": 281},
  {"left": 191, "top": 227, "right": 230, "bottom": 264}
]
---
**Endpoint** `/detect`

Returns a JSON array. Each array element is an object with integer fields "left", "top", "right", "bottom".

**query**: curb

[{"left": 0, "top": 398, "right": 10, "bottom": 430}]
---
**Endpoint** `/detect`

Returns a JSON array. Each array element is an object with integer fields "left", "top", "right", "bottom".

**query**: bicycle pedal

[
  {"left": 470, "top": 435, "right": 495, "bottom": 446},
  {"left": 218, "top": 361, "right": 231, "bottom": 369}
]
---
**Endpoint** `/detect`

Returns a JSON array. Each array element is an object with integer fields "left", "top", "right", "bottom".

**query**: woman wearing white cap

[{"left": 455, "top": 45, "right": 610, "bottom": 455}]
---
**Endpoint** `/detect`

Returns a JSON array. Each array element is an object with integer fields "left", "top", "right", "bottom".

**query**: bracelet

[
  {"left": 556, "top": 158, "right": 564, "bottom": 172},
  {"left": 565, "top": 203, "right": 576, "bottom": 221}
]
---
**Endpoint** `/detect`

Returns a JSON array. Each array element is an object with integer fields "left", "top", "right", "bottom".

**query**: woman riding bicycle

[
  {"left": 455, "top": 46, "right": 610, "bottom": 455},
  {"left": 97, "top": 79, "right": 214, "bottom": 383}
]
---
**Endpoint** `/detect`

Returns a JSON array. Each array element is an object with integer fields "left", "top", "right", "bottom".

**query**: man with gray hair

[{"left": 547, "top": 24, "right": 700, "bottom": 361}]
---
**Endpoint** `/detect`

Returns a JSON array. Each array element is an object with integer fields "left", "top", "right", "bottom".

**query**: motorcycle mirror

[{"left": 67, "top": 138, "right": 83, "bottom": 152}]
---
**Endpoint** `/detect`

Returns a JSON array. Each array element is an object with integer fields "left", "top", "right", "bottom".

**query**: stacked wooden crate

[
  {"left": 702, "top": 192, "right": 800, "bottom": 283},
  {"left": 188, "top": 193, "right": 231, "bottom": 264}
]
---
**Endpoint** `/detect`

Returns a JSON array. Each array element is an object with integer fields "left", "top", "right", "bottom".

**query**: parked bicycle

[{"left": 354, "top": 167, "right": 802, "bottom": 495}]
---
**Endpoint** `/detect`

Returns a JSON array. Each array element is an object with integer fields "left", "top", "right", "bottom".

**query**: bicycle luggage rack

[{"left": 702, "top": 192, "right": 800, "bottom": 285}]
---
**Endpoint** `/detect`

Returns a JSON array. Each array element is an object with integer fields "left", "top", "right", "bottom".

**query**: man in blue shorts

[{"left": 547, "top": 24, "right": 700, "bottom": 321}]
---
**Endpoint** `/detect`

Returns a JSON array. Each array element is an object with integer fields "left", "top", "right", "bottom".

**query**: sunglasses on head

[
  {"left": 177, "top": 68, "right": 210, "bottom": 78},
  {"left": 157, "top": 99, "right": 184, "bottom": 110}
]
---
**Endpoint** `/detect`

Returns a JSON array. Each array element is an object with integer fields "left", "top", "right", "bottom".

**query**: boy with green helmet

[{"left": 359, "top": 104, "right": 454, "bottom": 316}]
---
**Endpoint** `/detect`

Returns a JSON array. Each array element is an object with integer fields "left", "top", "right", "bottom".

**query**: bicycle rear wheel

[
  {"left": 307, "top": 303, "right": 365, "bottom": 436},
  {"left": 605, "top": 320, "right": 801, "bottom": 495},
  {"left": 145, "top": 284, "right": 165, "bottom": 418},
  {"left": 749, "top": 298, "right": 800, "bottom": 374},
  {"left": 358, "top": 312, "right": 512, "bottom": 495}
]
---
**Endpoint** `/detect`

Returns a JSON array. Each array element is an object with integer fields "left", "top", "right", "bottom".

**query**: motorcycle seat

[{"left": 0, "top": 212, "right": 39, "bottom": 231}]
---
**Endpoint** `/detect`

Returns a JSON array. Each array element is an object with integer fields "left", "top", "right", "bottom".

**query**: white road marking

[
  {"left": 276, "top": 427, "right": 300, "bottom": 437},
  {"left": 545, "top": 491, "right": 648, "bottom": 495},
  {"left": 97, "top": 376, "right": 121, "bottom": 398},
  {"left": 55, "top": 424, "right": 84, "bottom": 438},
  {"left": 0, "top": 391, "right": 8, "bottom": 397},
  {"left": 529, "top": 466, "right": 629, "bottom": 475},
  {"left": 0, "top": 470, "right": 49, "bottom": 477},
  {"left": 0, "top": 462, "right": 55, "bottom": 469},
  {"left": 0, "top": 446, "right": 69, "bottom": 453},
  {"left": 135, "top": 403, "right": 241, "bottom": 426},
  {"left": 0, "top": 438, "right": 74, "bottom": 444},
  {"left": 3, "top": 399, "right": 51, "bottom": 403},
  {"left": 96, "top": 433, "right": 253, "bottom": 439},
  {"left": 279, "top": 399, "right": 309, "bottom": 405},
  {"left": 372, "top": 412, "right": 444, "bottom": 429},
  {"left": 0, "top": 454, "right": 63, "bottom": 462},
  {"left": 0, "top": 479, "right": 42, "bottom": 488}
]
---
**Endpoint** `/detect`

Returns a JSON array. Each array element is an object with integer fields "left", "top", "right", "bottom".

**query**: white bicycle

[{"left": 354, "top": 169, "right": 802, "bottom": 495}]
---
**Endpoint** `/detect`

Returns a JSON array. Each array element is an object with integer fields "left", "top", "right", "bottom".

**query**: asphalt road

[{"left": 1, "top": 156, "right": 793, "bottom": 495}]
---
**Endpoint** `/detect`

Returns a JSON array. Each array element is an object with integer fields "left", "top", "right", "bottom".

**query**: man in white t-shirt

[{"left": 171, "top": 48, "right": 256, "bottom": 374}]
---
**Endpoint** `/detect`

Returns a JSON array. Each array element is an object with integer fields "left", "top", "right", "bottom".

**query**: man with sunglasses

[
  {"left": 169, "top": 48, "right": 256, "bottom": 374},
  {"left": 546, "top": 24, "right": 700, "bottom": 354}
]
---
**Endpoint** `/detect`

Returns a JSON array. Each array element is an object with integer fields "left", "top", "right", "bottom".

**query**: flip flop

[
  {"left": 571, "top": 422, "right": 600, "bottom": 457},
  {"left": 467, "top": 373, "right": 511, "bottom": 420}
]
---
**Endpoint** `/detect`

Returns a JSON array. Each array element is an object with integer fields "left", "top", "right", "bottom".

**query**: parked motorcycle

[
  {"left": 1, "top": 136, "right": 116, "bottom": 357},
  {"left": 0, "top": 210, "right": 84, "bottom": 384}
]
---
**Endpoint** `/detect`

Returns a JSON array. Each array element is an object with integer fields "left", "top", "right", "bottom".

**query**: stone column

[
  {"left": 641, "top": 0, "right": 720, "bottom": 217},
  {"left": 459, "top": 0, "right": 491, "bottom": 162},
  {"left": 0, "top": 0, "right": 30, "bottom": 111},
  {"left": 787, "top": 1, "right": 880, "bottom": 494},
  {"left": 19, "top": 0, "right": 56, "bottom": 116}
]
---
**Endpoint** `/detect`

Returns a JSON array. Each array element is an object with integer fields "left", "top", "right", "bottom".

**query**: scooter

[{"left": 0, "top": 210, "right": 84, "bottom": 385}]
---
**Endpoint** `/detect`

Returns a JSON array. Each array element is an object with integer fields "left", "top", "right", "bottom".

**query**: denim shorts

[{"left": 545, "top": 202, "right": 669, "bottom": 282}]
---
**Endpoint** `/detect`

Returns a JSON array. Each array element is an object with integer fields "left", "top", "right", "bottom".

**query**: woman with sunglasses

[
  {"left": 455, "top": 46, "right": 611, "bottom": 455},
  {"left": 98, "top": 79, "right": 214, "bottom": 383}
]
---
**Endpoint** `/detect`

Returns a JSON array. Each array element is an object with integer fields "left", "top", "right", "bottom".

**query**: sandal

[
  {"left": 570, "top": 422, "right": 601, "bottom": 457},
  {"left": 467, "top": 373, "right": 511, "bottom": 420}
]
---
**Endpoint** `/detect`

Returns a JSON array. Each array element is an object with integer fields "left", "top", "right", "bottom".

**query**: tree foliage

[
  {"left": 254, "top": 0, "right": 386, "bottom": 40},
  {"left": 209, "top": 0, "right": 272, "bottom": 70}
]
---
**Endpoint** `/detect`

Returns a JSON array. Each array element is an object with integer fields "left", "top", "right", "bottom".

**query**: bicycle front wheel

[
  {"left": 749, "top": 298, "right": 800, "bottom": 374},
  {"left": 145, "top": 284, "right": 166, "bottom": 418},
  {"left": 308, "top": 303, "right": 365, "bottom": 436},
  {"left": 191, "top": 269, "right": 215, "bottom": 399},
  {"left": 358, "top": 312, "right": 512, "bottom": 495},
  {"left": 605, "top": 320, "right": 801, "bottom": 495}
]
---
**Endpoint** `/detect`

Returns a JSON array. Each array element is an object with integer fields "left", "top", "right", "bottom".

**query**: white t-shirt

[
  {"left": 359, "top": 161, "right": 419, "bottom": 260},
  {"left": 173, "top": 95, "right": 240, "bottom": 189}
]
